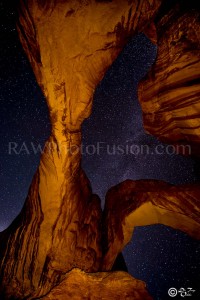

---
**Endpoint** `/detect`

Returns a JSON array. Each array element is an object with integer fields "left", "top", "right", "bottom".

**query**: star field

[
  {"left": 0, "top": 1, "right": 200, "bottom": 299},
  {"left": 123, "top": 225, "right": 200, "bottom": 300},
  {"left": 82, "top": 34, "right": 197, "bottom": 202}
]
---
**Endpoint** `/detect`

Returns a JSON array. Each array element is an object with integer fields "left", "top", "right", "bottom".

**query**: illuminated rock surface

[
  {"left": 40, "top": 268, "right": 152, "bottom": 300},
  {"left": 0, "top": 0, "right": 161, "bottom": 299},
  {"left": 102, "top": 180, "right": 200, "bottom": 270},
  {"left": 0, "top": 0, "right": 200, "bottom": 299},
  {"left": 138, "top": 2, "right": 200, "bottom": 155}
]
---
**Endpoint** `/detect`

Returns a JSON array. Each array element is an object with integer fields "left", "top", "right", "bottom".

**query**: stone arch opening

[
  {"left": 82, "top": 33, "right": 197, "bottom": 205},
  {"left": 81, "top": 33, "right": 200, "bottom": 298}
]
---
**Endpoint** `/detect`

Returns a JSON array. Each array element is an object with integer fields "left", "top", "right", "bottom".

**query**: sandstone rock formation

[
  {"left": 0, "top": 0, "right": 162, "bottom": 299},
  {"left": 138, "top": 1, "right": 200, "bottom": 155},
  {"left": 102, "top": 180, "right": 200, "bottom": 270},
  {"left": 0, "top": 0, "right": 200, "bottom": 299},
  {"left": 40, "top": 268, "right": 152, "bottom": 300},
  {"left": 17, "top": 0, "right": 161, "bottom": 136}
]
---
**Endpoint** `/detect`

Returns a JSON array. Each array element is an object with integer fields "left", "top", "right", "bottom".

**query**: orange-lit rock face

[
  {"left": 40, "top": 268, "right": 153, "bottom": 300},
  {"left": 1, "top": 0, "right": 200, "bottom": 299},
  {"left": 138, "top": 4, "right": 200, "bottom": 155},
  {"left": 18, "top": 0, "right": 161, "bottom": 136},
  {"left": 0, "top": 1, "right": 162, "bottom": 299},
  {"left": 102, "top": 180, "right": 200, "bottom": 270}
]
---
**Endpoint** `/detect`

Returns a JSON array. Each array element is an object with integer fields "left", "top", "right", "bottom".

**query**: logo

[
  {"left": 168, "top": 288, "right": 178, "bottom": 297},
  {"left": 168, "top": 287, "right": 195, "bottom": 297}
]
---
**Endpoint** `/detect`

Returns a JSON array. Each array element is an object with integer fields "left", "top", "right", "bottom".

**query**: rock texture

[
  {"left": 138, "top": 1, "right": 200, "bottom": 155},
  {"left": 0, "top": 0, "right": 162, "bottom": 299},
  {"left": 40, "top": 268, "right": 152, "bottom": 300},
  {"left": 17, "top": 0, "right": 161, "bottom": 136},
  {"left": 0, "top": 0, "right": 200, "bottom": 299},
  {"left": 102, "top": 180, "right": 200, "bottom": 270}
]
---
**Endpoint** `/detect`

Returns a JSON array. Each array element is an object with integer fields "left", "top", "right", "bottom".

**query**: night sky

[{"left": 0, "top": 1, "right": 200, "bottom": 300}]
